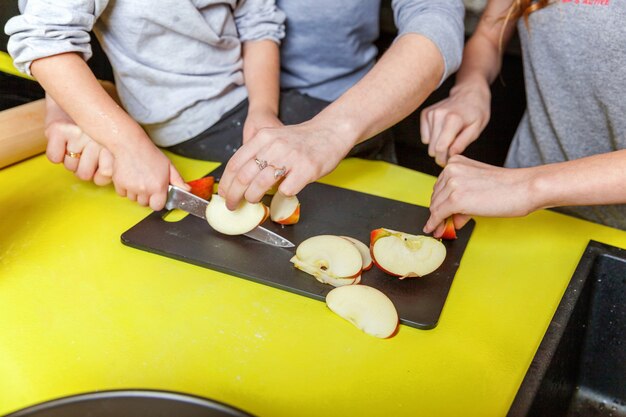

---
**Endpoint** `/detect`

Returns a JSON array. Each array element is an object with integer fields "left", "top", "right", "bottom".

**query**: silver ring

[
  {"left": 273, "top": 167, "right": 287, "bottom": 179},
  {"left": 255, "top": 158, "right": 268, "bottom": 171}
]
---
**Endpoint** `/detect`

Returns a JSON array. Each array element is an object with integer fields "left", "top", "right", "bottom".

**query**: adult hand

[
  {"left": 420, "top": 80, "right": 491, "bottom": 167},
  {"left": 242, "top": 108, "right": 283, "bottom": 144},
  {"left": 45, "top": 120, "right": 114, "bottom": 186},
  {"left": 423, "top": 155, "right": 538, "bottom": 237},
  {"left": 218, "top": 121, "right": 353, "bottom": 210}
]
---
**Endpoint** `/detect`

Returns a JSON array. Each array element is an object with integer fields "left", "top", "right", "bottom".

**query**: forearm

[
  {"left": 455, "top": 0, "right": 517, "bottom": 88},
  {"left": 312, "top": 33, "right": 444, "bottom": 147},
  {"left": 530, "top": 150, "right": 626, "bottom": 210},
  {"left": 45, "top": 93, "right": 73, "bottom": 125},
  {"left": 31, "top": 52, "right": 148, "bottom": 154},
  {"left": 243, "top": 40, "right": 280, "bottom": 115}
]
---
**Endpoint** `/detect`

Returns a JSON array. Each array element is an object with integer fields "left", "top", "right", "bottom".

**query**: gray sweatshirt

[
  {"left": 5, "top": 0, "right": 285, "bottom": 146},
  {"left": 277, "top": 0, "right": 465, "bottom": 102},
  {"left": 506, "top": 1, "right": 626, "bottom": 230}
]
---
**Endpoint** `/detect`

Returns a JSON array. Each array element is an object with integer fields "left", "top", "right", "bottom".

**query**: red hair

[{"left": 510, "top": 0, "right": 551, "bottom": 24}]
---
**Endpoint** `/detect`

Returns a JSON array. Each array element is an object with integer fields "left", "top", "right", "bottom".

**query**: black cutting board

[{"left": 121, "top": 169, "right": 474, "bottom": 330}]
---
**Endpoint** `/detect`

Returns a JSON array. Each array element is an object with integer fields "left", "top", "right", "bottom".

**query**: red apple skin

[
  {"left": 261, "top": 205, "right": 270, "bottom": 224},
  {"left": 187, "top": 176, "right": 215, "bottom": 200},
  {"left": 370, "top": 228, "right": 391, "bottom": 245},
  {"left": 370, "top": 229, "right": 400, "bottom": 277},
  {"left": 441, "top": 217, "right": 457, "bottom": 240},
  {"left": 275, "top": 204, "right": 300, "bottom": 225},
  {"left": 386, "top": 322, "right": 400, "bottom": 338}
]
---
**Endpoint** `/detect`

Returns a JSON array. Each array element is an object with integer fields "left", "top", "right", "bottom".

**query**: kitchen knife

[{"left": 165, "top": 185, "right": 295, "bottom": 248}]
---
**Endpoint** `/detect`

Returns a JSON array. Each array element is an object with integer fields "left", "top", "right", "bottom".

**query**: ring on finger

[
  {"left": 65, "top": 150, "right": 82, "bottom": 159},
  {"left": 273, "top": 166, "right": 287, "bottom": 179},
  {"left": 254, "top": 158, "right": 268, "bottom": 171}
]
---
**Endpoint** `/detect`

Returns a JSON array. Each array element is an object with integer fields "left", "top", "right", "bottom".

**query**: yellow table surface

[{"left": 1, "top": 153, "right": 625, "bottom": 417}]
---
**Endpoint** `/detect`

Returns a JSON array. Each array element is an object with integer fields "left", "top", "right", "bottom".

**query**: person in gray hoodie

[
  {"left": 6, "top": 0, "right": 286, "bottom": 210},
  {"left": 420, "top": 0, "right": 626, "bottom": 233}
]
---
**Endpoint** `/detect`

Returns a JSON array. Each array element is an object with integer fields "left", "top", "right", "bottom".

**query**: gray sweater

[
  {"left": 278, "top": 0, "right": 465, "bottom": 101},
  {"left": 5, "top": 0, "right": 285, "bottom": 146},
  {"left": 506, "top": 1, "right": 626, "bottom": 230}
]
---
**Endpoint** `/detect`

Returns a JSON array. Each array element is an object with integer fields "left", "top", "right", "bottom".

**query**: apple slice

[
  {"left": 270, "top": 193, "right": 300, "bottom": 225},
  {"left": 441, "top": 217, "right": 457, "bottom": 240},
  {"left": 370, "top": 228, "right": 446, "bottom": 278},
  {"left": 341, "top": 236, "right": 373, "bottom": 270},
  {"left": 186, "top": 176, "right": 215, "bottom": 200},
  {"left": 326, "top": 285, "right": 399, "bottom": 338},
  {"left": 290, "top": 235, "right": 362, "bottom": 287},
  {"left": 205, "top": 194, "right": 268, "bottom": 235}
]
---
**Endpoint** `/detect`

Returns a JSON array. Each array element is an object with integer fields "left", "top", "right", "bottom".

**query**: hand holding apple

[{"left": 424, "top": 155, "right": 536, "bottom": 238}]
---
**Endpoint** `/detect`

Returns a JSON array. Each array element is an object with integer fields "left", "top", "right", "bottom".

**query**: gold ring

[
  {"left": 65, "top": 151, "right": 81, "bottom": 159},
  {"left": 254, "top": 158, "right": 268, "bottom": 171},
  {"left": 273, "top": 167, "right": 287, "bottom": 179}
]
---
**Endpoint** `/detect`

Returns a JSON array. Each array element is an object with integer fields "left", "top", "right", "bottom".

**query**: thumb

[{"left": 169, "top": 164, "right": 190, "bottom": 191}]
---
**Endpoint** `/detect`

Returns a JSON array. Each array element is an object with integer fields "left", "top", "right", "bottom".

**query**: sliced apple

[
  {"left": 370, "top": 228, "right": 446, "bottom": 278},
  {"left": 326, "top": 285, "right": 399, "bottom": 338},
  {"left": 441, "top": 217, "right": 457, "bottom": 240},
  {"left": 205, "top": 194, "right": 268, "bottom": 235},
  {"left": 270, "top": 193, "right": 300, "bottom": 225},
  {"left": 290, "top": 235, "right": 362, "bottom": 287},
  {"left": 341, "top": 236, "right": 373, "bottom": 271}
]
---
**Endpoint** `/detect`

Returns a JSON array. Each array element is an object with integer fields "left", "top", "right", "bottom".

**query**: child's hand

[
  {"left": 110, "top": 134, "right": 188, "bottom": 211},
  {"left": 243, "top": 108, "right": 283, "bottom": 144}
]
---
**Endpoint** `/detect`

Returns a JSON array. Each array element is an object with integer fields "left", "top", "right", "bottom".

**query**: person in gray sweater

[
  {"left": 6, "top": 0, "right": 465, "bottom": 211},
  {"left": 6, "top": 0, "right": 286, "bottom": 210},
  {"left": 420, "top": 0, "right": 626, "bottom": 233}
]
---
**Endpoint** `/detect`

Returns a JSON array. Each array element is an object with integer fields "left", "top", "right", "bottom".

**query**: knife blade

[{"left": 165, "top": 185, "right": 295, "bottom": 248}]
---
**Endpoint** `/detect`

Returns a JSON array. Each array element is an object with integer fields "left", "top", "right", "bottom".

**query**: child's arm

[
  {"left": 31, "top": 52, "right": 187, "bottom": 210},
  {"left": 241, "top": 40, "right": 283, "bottom": 144},
  {"left": 233, "top": 0, "right": 286, "bottom": 143}
]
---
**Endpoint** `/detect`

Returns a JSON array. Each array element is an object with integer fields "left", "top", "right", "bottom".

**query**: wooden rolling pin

[
  {"left": 0, "top": 80, "right": 118, "bottom": 169},
  {"left": 0, "top": 98, "right": 46, "bottom": 169}
]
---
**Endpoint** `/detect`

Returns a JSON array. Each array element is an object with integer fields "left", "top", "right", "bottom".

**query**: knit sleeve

[
  {"left": 234, "top": 0, "right": 285, "bottom": 44},
  {"left": 5, "top": 0, "right": 109, "bottom": 76}
]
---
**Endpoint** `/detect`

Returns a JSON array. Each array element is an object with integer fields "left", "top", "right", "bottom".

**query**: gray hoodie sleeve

[
  {"left": 392, "top": 0, "right": 465, "bottom": 84},
  {"left": 234, "top": 0, "right": 285, "bottom": 44},
  {"left": 5, "top": 0, "right": 109, "bottom": 76}
]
